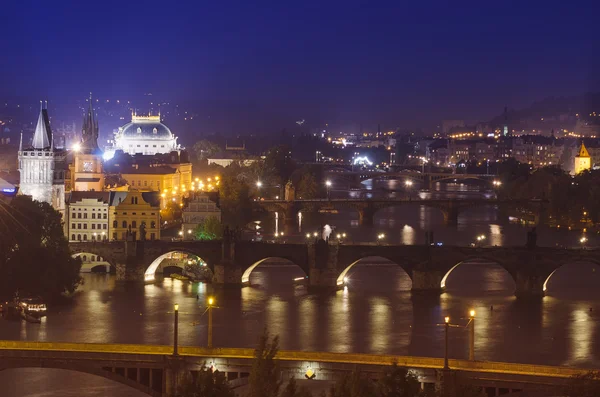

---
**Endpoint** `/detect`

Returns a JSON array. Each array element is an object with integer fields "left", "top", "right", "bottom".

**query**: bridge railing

[{"left": 0, "top": 340, "right": 593, "bottom": 379}]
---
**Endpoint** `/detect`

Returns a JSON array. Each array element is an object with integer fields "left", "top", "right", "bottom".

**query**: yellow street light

[
  {"left": 208, "top": 297, "right": 214, "bottom": 306},
  {"left": 444, "top": 316, "right": 450, "bottom": 323},
  {"left": 470, "top": 310, "right": 476, "bottom": 318}
]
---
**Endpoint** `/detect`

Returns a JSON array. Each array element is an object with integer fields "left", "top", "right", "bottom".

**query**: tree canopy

[
  {"left": 246, "top": 330, "right": 282, "bottom": 397},
  {"left": 174, "top": 363, "right": 234, "bottom": 397},
  {"left": 194, "top": 216, "right": 223, "bottom": 240},
  {"left": 0, "top": 196, "right": 82, "bottom": 300}
]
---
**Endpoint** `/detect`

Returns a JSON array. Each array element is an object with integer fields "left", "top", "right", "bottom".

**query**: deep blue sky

[{"left": 1, "top": 0, "right": 598, "bottom": 132}]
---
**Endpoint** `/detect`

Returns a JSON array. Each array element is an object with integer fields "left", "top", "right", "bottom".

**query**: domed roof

[{"left": 119, "top": 114, "right": 174, "bottom": 140}]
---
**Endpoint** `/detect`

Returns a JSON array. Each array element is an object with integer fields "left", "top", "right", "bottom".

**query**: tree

[
  {"left": 281, "top": 377, "right": 314, "bottom": 397},
  {"left": 194, "top": 216, "right": 223, "bottom": 240},
  {"left": 296, "top": 169, "right": 319, "bottom": 200},
  {"left": 376, "top": 363, "right": 421, "bottom": 397},
  {"left": 563, "top": 371, "right": 600, "bottom": 397},
  {"left": 0, "top": 196, "right": 82, "bottom": 300},
  {"left": 264, "top": 145, "right": 296, "bottom": 184},
  {"left": 246, "top": 330, "right": 281, "bottom": 397},
  {"left": 193, "top": 140, "right": 221, "bottom": 162},
  {"left": 219, "top": 162, "right": 253, "bottom": 227},
  {"left": 174, "top": 364, "right": 234, "bottom": 397}
]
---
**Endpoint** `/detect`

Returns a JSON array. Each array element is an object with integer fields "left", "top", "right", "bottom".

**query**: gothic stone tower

[
  {"left": 574, "top": 141, "right": 591, "bottom": 175},
  {"left": 73, "top": 93, "right": 104, "bottom": 191},
  {"left": 18, "top": 104, "right": 66, "bottom": 212}
]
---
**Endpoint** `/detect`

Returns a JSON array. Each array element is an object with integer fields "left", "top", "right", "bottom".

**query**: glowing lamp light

[
  {"left": 174, "top": 303, "right": 179, "bottom": 311},
  {"left": 72, "top": 142, "right": 81, "bottom": 152},
  {"left": 444, "top": 316, "right": 450, "bottom": 324},
  {"left": 470, "top": 310, "right": 476, "bottom": 318},
  {"left": 208, "top": 297, "right": 214, "bottom": 306}
]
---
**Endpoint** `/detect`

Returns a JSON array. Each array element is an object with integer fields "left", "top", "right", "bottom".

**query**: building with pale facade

[
  {"left": 181, "top": 192, "right": 221, "bottom": 240},
  {"left": 574, "top": 142, "right": 591, "bottom": 174},
  {"left": 104, "top": 113, "right": 180, "bottom": 159},
  {"left": 109, "top": 191, "right": 161, "bottom": 241},
  {"left": 65, "top": 191, "right": 109, "bottom": 242},
  {"left": 17, "top": 105, "right": 66, "bottom": 213}
]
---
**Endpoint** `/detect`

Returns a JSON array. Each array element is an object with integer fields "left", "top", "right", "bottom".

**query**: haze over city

[
  {"left": 1, "top": 0, "right": 599, "bottom": 136},
  {"left": 3, "top": 2, "right": 600, "bottom": 397}
]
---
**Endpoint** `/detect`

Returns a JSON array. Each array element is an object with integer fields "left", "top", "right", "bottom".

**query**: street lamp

[
  {"left": 173, "top": 303, "right": 179, "bottom": 355},
  {"left": 306, "top": 233, "right": 311, "bottom": 239},
  {"left": 580, "top": 236, "right": 588, "bottom": 248},
  {"left": 469, "top": 310, "right": 476, "bottom": 361},
  {"left": 444, "top": 316, "right": 450, "bottom": 369},
  {"left": 377, "top": 233, "right": 386, "bottom": 244},
  {"left": 178, "top": 230, "right": 183, "bottom": 237},
  {"left": 325, "top": 180, "right": 332, "bottom": 199},
  {"left": 256, "top": 181, "right": 262, "bottom": 188},
  {"left": 405, "top": 180, "right": 413, "bottom": 199},
  {"left": 207, "top": 297, "right": 215, "bottom": 348}
]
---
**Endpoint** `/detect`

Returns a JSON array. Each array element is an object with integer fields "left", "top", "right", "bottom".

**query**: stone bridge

[
  {"left": 69, "top": 240, "right": 600, "bottom": 297},
  {"left": 0, "top": 340, "right": 593, "bottom": 397},
  {"left": 256, "top": 198, "right": 546, "bottom": 229}
]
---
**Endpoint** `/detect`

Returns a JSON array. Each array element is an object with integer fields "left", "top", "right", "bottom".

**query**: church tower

[
  {"left": 73, "top": 93, "right": 104, "bottom": 191},
  {"left": 574, "top": 141, "right": 591, "bottom": 175},
  {"left": 18, "top": 103, "right": 66, "bottom": 212}
]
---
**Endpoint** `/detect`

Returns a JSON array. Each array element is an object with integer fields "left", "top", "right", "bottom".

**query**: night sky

[{"left": 1, "top": 0, "right": 598, "bottom": 132}]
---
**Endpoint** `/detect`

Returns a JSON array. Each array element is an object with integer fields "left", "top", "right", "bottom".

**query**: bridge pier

[
  {"left": 116, "top": 241, "right": 145, "bottom": 281},
  {"left": 442, "top": 208, "right": 459, "bottom": 226},
  {"left": 357, "top": 205, "right": 376, "bottom": 226},
  {"left": 411, "top": 270, "right": 443, "bottom": 294},
  {"left": 514, "top": 271, "right": 545, "bottom": 298}
]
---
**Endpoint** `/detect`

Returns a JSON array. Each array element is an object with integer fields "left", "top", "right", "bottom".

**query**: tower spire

[
  {"left": 31, "top": 105, "right": 52, "bottom": 149},
  {"left": 19, "top": 132, "right": 22, "bottom": 152}
]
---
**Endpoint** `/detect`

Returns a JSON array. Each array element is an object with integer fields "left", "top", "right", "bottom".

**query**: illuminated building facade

[
  {"left": 108, "top": 191, "right": 161, "bottom": 241},
  {"left": 17, "top": 105, "right": 66, "bottom": 213},
  {"left": 574, "top": 142, "right": 591, "bottom": 174},
  {"left": 105, "top": 113, "right": 180, "bottom": 159},
  {"left": 71, "top": 94, "right": 105, "bottom": 191}
]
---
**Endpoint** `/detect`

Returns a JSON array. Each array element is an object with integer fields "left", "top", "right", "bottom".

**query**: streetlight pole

[
  {"left": 444, "top": 316, "right": 450, "bottom": 369},
  {"left": 207, "top": 297, "right": 214, "bottom": 348},
  {"left": 469, "top": 310, "right": 475, "bottom": 361},
  {"left": 173, "top": 303, "right": 179, "bottom": 356}
]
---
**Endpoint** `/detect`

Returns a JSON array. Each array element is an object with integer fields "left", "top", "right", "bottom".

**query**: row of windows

[
  {"left": 128, "top": 144, "right": 166, "bottom": 148},
  {"left": 71, "top": 234, "right": 108, "bottom": 241},
  {"left": 130, "top": 180, "right": 161, "bottom": 188},
  {"left": 71, "top": 223, "right": 107, "bottom": 230},
  {"left": 72, "top": 208, "right": 108, "bottom": 211},
  {"left": 112, "top": 220, "right": 157, "bottom": 229},
  {"left": 71, "top": 213, "right": 108, "bottom": 219},
  {"left": 113, "top": 232, "right": 156, "bottom": 240}
]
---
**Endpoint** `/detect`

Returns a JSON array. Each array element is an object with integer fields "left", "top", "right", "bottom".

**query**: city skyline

[{"left": 1, "top": 1, "right": 599, "bottom": 134}]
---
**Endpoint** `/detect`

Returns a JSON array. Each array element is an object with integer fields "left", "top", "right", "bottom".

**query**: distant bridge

[
  {"left": 0, "top": 340, "right": 592, "bottom": 396},
  {"left": 324, "top": 169, "right": 498, "bottom": 188},
  {"left": 69, "top": 240, "right": 600, "bottom": 297},
  {"left": 256, "top": 197, "right": 545, "bottom": 227}
]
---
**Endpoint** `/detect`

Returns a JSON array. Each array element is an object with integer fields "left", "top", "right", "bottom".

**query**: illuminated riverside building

[
  {"left": 574, "top": 142, "right": 591, "bottom": 174},
  {"left": 17, "top": 105, "right": 66, "bottom": 213},
  {"left": 104, "top": 113, "right": 181, "bottom": 160}
]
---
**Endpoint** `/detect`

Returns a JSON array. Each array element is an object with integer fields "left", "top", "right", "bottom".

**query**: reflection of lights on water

[
  {"left": 401, "top": 224, "right": 415, "bottom": 245},
  {"left": 297, "top": 211, "right": 302, "bottom": 232},
  {"left": 275, "top": 212, "right": 279, "bottom": 236},
  {"left": 568, "top": 308, "right": 595, "bottom": 364},
  {"left": 490, "top": 224, "right": 502, "bottom": 246},
  {"left": 369, "top": 297, "right": 391, "bottom": 353}
]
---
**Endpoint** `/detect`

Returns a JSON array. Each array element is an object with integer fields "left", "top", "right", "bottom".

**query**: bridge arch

[
  {"left": 542, "top": 259, "right": 600, "bottom": 295},
  {"left": 72, "top": 252, "right": 113, "bottom": 273},
  {"left": 0, "top": 366, "right": 160, "bottom": 396},
  {"left": 440, "top": 257, "right": 516, "bottom": 292},
  {"left": 241, "top": 257, "right": 307, "bottom": 285},
  {"left": 145, "top": 251, "right": 212, "bottom": 283},
  {"left": 336, "top": 256, "right": 414, "bottom": 287}
]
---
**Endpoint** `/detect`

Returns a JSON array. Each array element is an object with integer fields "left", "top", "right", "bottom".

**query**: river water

[{"left": 2, "top": 180, "right": 600, "bottom": 396}]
